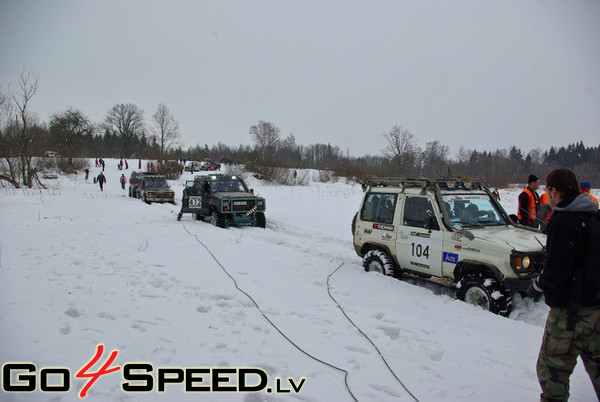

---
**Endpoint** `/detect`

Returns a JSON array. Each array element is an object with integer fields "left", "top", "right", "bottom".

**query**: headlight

[
  {"left": 223, "top": 200, "right": 231, "bottom": 211},
  {"left": 512, "top": 254, "right": 531, "bottom": 270}
]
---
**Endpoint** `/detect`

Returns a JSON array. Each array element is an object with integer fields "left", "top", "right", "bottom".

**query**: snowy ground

[{"left": 1, "top": 160, "right": 598, "bottom": 401}]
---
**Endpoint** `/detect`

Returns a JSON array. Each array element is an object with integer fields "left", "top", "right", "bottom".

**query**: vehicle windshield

[
  {"left": 442, "top": 194, "right": 508, "bottom": 228},
  {"left": 211, "top": 179, "right": 248, "bottom": 193},
  {"left": 145, "top": 178, "right": 168, "bottom": 188}
]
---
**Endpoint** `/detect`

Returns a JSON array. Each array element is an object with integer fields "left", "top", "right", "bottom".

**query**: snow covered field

[{"left": 1, "top": 160, "right": 597, "bottom": 401}]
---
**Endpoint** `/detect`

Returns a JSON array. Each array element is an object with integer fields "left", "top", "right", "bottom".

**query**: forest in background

[{"left": 1, "top": 71, "right": 598, "bottom": 188}]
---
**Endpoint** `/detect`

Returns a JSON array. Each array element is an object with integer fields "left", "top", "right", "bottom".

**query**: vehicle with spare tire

[
  {"left": 134, "top": 174, "right": 175, "bottom": 204},
  {"left": 128, "top": 171, "right": 151, "bottom": 197},
  {"left": 179, "top": 174, "right": 266, "bottom": 228},
  {"left": 352, "top": 177, "right": 546, "bottom": 316}
]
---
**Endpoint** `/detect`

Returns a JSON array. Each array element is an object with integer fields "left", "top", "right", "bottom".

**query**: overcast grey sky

[{"left": 1, "top": 0, "right": 599, "bottom": 157}]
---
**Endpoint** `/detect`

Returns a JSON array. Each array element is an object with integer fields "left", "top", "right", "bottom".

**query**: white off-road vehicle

[{"left": 353, "top": 178, "right": 546, "bottom": 316}]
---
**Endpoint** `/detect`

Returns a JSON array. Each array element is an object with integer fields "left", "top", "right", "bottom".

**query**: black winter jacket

[{"left": 538, "top": 193, "right": 600, "bottom": 308}]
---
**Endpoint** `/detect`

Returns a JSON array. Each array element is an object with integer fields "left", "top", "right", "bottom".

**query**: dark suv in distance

[
  {"left": 129, "top": 172, "right": 175, "bottom": 204},
  {"left": 178, "top": 174, "right": 266, "bottom": 228}
]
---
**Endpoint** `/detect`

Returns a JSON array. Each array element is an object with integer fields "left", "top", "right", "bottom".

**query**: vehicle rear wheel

[
  {"left": 210, "top": 210, "right": 226, "bottom": 228},
  {"left": 363, "top": 249, "right": 399, "bottom": 277},
  {"left": 456, "top": 273, "right": 512, "bottom": 316}
]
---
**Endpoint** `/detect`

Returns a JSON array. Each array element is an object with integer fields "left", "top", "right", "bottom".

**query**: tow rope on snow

[
  {"left": 327, "top": 264, "right": 420, "bottom": 402},
  {"left": 181, "top": 223, "right": 359, "bottom": 402}
]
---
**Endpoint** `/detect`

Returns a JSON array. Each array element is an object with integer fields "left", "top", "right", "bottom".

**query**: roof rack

[{"left": 366, "top": 177, "right": 489, "bottom": 192}]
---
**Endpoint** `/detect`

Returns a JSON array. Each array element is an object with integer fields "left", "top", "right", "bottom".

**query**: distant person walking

[
  {"left": 84, "top": 168, "right": 89, "bottom": 181},
  {"left": 518, "top": 174, "right": 541, "bottom": 229},
  {"left": 97, "top": 172, "right": 107, "bottom": 191},
  {"left": 492, "top": 188, "right": 500, "bottom": 201},
  {"left": 120, "top": 174, "right": 126, "bottom": 190}
]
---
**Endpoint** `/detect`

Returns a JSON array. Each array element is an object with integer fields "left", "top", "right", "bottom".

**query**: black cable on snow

[
  {"left": 327, "top": 263, "right": 420, "bottom": 402},
  {"left": 182, "top": 223, "right": 358, "bottom": 402}
]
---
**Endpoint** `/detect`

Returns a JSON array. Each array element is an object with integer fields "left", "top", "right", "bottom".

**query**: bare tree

[
  {"left": 249, "top": 120, "right": 281, "bottom": 163},
  {"left": 151, "top": 103, "right": 180, "bottom": 161},
  {"left": 382, "top": 125, "right": 420, "bottom": 175},
  {"left": 0, "top": 69, "right": 45, "bottom": 188},
  {"left": 49, "top": 108, "right": 93, "bottom": 164},
  {"left": 103, "top": 104, "right": 145, "bottom": 157},
  {"left": 421, "top": 140, "right": 450, "bottom": 177}
]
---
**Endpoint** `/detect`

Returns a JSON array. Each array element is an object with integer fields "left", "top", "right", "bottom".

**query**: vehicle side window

[
  {"left": 360, "top": 193, "right": 397, "bottom": 224},
  {"left": 403, "top": 196, "right": 440, "bottom": 230}
]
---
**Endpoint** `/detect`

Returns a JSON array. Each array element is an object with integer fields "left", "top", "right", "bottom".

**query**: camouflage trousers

[{"left": 536, "top": 306, "right": 600, "bottom": 401}]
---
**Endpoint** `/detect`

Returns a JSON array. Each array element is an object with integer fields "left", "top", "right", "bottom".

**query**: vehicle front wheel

[
  {"left": 210, "top": 211, "right": 226, "bottom": 228},
  {"left": 254, "top": 212, "right": 266, "bottom": 228},
  {"left": 456, "top": 273, "right": 512, "bottom": 316},
  {"left": 363, "top": 249, "right": 399, "bottom": 277}
]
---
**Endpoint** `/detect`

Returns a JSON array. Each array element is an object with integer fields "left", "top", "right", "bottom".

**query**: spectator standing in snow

[
  {"left": 97, "top": 172, "right": 107, "bottom": 191},
  {"left": 518, "top": 174, "right": 541, "bottom": 229},
  {"left": 538, "top": 191, "right": 552, "bottom": 233},
  {"left": 492, "top": 188, "right": 500, "bottom": 201},
  {"left": 580, "top": 181, "right": 599, "bottom": 206},
  {"left": 84, "top": 168, "right": 89, "bottom": 181},
  {"left": 120, "top": 174, "right": 126, "bottom": 190},
  {"left": 528, "top": 168, "right": 600, "bottom": 401}
]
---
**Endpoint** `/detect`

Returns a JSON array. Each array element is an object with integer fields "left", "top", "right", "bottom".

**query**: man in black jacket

[{"left": 529, "top": 168, "right": 600, "bottom": 401}]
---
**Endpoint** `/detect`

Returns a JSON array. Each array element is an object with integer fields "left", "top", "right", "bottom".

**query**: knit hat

[
  {"left": 528, "top": 174, "right": 540, "bottom": 183},
  {"left": 580, "top": 181, "right": 591, "bottom": 190}
]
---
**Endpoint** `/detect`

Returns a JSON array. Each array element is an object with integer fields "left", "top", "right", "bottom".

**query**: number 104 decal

[{"left": 410, "top": 232, "right": 431, "bottom": 268}]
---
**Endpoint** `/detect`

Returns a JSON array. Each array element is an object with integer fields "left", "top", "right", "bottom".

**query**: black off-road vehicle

[{"left": 178, "top": 174, "right": 266, "bottom": 228}]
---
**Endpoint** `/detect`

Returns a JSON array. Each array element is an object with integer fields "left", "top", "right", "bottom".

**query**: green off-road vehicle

[
  {"left": 353, "top": 177, "right": 546, "bottom": 316},
  {"left": 179, "top": 174, "right": 266, "bottom": 228}
]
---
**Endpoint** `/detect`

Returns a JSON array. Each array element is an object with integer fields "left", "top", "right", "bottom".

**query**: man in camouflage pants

[{"left": 528, "top": 168, "right": 600, "bottom": 401}]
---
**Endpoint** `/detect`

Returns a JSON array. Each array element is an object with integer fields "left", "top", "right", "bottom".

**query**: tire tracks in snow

[{"left": 181, "top": 221, "right": 420, "bottom": 401}]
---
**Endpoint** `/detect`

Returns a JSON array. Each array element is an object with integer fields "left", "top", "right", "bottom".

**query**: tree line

[{"left": 1, "top": 70, "right": 598, "bottom": 188}]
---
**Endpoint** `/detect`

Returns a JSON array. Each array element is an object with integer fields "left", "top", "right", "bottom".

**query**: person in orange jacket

[
  {"left": 580, "top": 181, "right": 599, "bottom": 206},
  {"left": 518, "top": 174, "right": 541, "bottom": 229},
  {"left": 539, "top": 191, "right": 553, "bottom": 233}
]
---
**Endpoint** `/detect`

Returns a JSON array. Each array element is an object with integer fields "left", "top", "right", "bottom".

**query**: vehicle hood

[
  {"left": 467, "top": 225, "right": 545, "bottom": 252},
  {"left": 212, "top": 192, "right": 261, "bottom": 200},
  {"left": 146, "top": 187, "right": 172, "bottom": 191}
]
